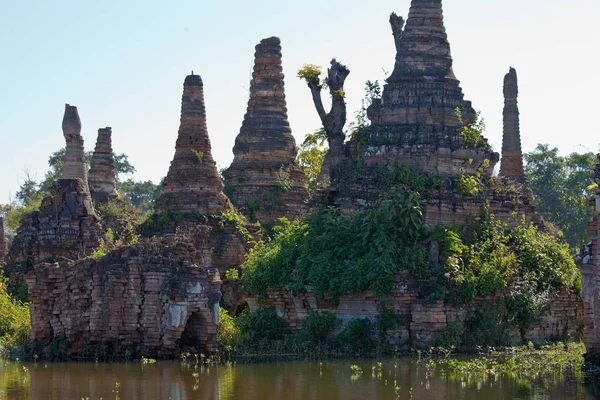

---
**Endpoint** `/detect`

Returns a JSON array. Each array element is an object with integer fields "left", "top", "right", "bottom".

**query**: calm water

[{"left": 0, "top": 358, "right": 598, "bottom": 400}]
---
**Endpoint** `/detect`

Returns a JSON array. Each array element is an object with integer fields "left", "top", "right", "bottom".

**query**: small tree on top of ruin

[{"left": 297, "top": 59, "right": 350, "bottom": 185}]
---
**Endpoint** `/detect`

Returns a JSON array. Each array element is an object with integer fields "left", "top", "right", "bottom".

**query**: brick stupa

[
  {"left": 360, "top": 0, "right": 498, "bottom": 176},
  {"left": 224, "top": 37, "right": 308, "bottom": 224},
  {"left": 155, "top": 74, "right": 230, "bottom": 215},
  {"left": 62, "top": 104, "right": 90, "bottom": 192},
  {"left": 500, "top": 68, "right": 526, "bottom": 183},
  {"left": 88, "top": 127, "right": 118, "bottom": 203}
]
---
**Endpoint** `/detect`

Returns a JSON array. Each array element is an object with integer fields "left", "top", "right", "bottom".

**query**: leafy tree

[
  {"left": 298, "top": 60, "right": 350, "bottom": 184},
  {"left": 117, "top": 179, "right": 163, "bottom": 212},
  {"left": 296, "top": 129, "right": 328, "bottom": 197},
  {"left": 524, "top": 144, "right": 596, "bottom": 250}
]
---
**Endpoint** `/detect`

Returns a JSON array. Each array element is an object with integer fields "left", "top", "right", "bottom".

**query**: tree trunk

[{"left": 305, "top": 59, "right": 350, "bottom": 185}]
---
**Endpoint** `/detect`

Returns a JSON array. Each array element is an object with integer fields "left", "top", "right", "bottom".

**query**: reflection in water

[{"left": 0, "top": 358, "right": 598, "bottom": 400}]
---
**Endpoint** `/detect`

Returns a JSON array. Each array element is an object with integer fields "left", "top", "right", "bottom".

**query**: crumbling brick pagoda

[
  {"left": 88, "top": 127, "right": 118, "bottom": 203},
  {"left": 359, "top": 0, "right": 498, "bottom": 176},
  {"left": 155, "top": 74, "right": 230, "bottom": 215},
  {"left": 224, "top": 37, "right": 308, "bottom": 225}
]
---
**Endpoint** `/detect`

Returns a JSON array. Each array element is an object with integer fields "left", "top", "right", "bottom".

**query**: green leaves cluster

[
  {"left": 297, "top": 64, "right": 322, "bottom": 86},
  {"left": 432, "top": 214, "right": 580, "bottom": 306},
  {"left": 0, "top": 271, "right": 30, "bottom": 354},
  {"left": 525, "top": 144, "right": 596, "bottom": 251},
  {"left": 297, "top": 129, "right": 328, "bottom": 197},
  {"left": 242, "top": 190, "right": 428, "bottom": 300},
  {"left": 455, "top": 108, "right": 489, "bottom": 151}
]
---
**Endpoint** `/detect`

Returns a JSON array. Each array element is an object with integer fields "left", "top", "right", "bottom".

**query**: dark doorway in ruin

[{"left": 180, "top": 312, "right": 208, "bottom": 352}]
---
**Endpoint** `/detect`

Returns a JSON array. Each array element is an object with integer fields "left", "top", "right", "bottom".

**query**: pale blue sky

[{"left": 1, "top": 0, "right": 599, "bottom": 203}]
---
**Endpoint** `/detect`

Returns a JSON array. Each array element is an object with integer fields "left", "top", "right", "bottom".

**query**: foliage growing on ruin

[
  {"left": 338, "top": 163, "right": 444, "bottom": 202},
  {"left": 275, "top": 166, "right": 293, "bottom": 192},
  {"left": 429, "top": 212, "right": 580, "bottom": 306},
  {"left": 221, "top": 307, "right": 400, "bottom": 358},
  {"left": 457, "top": 160, "right": 489, "bottom": 197},
  {"left": 458, "top": 174, "right": 480, "bottom": 196},
  {"left": 236, "top": 306, "right": 288, "bottom": 352},
  {"left": 455, "top": 108, "right": 490, "bottom": 151},
  {"left": 350, "top": 80, "right": 382, "bottom": 129},
  {"left": 0, "top": 271, "right": 30, "bottom": 354},
  {"left": 217, "top": 307, "right": 240, "bottom": 353},
  {"left": 191, "top": 150, "right": 204, "bottom": 164},
  {"left": 524, "top": 144, "right": 596, "bottom": 251},
  {"left": 219, "top": 208, "right": 254, "bottom": 243},
  {"left": 297, "top": 64, "right": 322, "bottom": 86},
  {"left": 242, "top": 190, "right": 427, "bottom": 300},
  {"left": 96, "top": 199, "right": 145, "bottom": 247},
  {"left": 296, "top": 129, "right": 328, "bottom": 197}
]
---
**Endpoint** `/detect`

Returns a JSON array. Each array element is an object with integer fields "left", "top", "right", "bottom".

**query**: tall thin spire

[
  {"left": 154, "top": 73, "right": 230, "bottom": 214},
  {"left": 500, "top": 67, "right": 526, "bottom": 182},
  {"left": 389, "top": 0, "right": 455, "bottom": 80},
  {"left": 62, "top": 104, "right": 90, "bottom": 192}
]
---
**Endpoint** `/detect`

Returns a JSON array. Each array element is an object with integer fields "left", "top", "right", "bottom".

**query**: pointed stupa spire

[
  {"left": 223, "top": 37, "right": 308, "bottom": 225},
  {"left": 500, "top": 67, "right": 526, "bottom": 182},
  {"left": 389, "top": 0, "right": 455, "bottom": 80},
  {"left": 154, "top": 73, "right": 230, "bottom": 214}
]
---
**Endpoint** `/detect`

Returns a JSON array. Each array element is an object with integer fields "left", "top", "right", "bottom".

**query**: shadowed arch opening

[{"left": 180, "top": 310, "right": 212, "bottom": 353}]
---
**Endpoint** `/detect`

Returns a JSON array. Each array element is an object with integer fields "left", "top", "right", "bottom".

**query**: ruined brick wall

[
  {"left": 26, "top": 235, "right": 222, "bottom": 358},
  {"left": 248, "top": 288, "right": 582, "bottom": 349},
  {"left": 6, "top": 179, "right": 100, "bottom": 279},
  {"left": 578, "top": 164, "right": 600, "bottom": 355}
]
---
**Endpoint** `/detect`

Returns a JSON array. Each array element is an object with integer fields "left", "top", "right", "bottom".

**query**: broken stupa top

[
  {"left": 62, "top": 104, "right": 90, "bottom": 192},
  {"left": 389, "top": 0, "right": 456, "bottom": 80}
]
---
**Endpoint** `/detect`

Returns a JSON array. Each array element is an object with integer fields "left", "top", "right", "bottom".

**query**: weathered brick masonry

[{"left": 26, "top": 235, "right": 222, "bottom": 357}]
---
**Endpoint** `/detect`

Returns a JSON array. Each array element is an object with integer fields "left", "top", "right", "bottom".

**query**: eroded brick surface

[
  {"left": 26, "top": 235, "right": 222, "bottom": 358},
  {"left": 224, "top": 37, "right": 308, "bottom": 225}
]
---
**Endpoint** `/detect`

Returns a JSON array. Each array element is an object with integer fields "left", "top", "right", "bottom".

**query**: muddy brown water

[{"left": 0, "top": 358, "right": 598, "bottom": 399}]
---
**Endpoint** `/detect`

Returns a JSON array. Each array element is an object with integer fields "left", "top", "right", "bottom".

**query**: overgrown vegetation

[
  {"left": 525, "top": 144, "right": 596, "bottom": 251},
  {"left": 217, "top": 306, "right": 403, "bottom": 358},
  {"left": 296, "top": 129, "right": 328, "bottom": 197},
  {"left": 432, "top": 341, "right": 586, "bottom": 383},
  {"left": 0, "top": 271, "right": 30, "bottom": 355},
  {"left": 243, "top": 190, "right": 427, "bottom": 301},
  {"left": 1, "top": 148, "right": 161, "bottom": 247}
]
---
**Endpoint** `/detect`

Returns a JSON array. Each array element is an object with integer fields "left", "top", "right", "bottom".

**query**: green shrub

[
  {"left": 243, "top": 190, "right": 427, "bottom": 301},
  {"left": 236, "top": 306, "right": 287, "bottom": 352},
  {"left": 217, "top": 307, "right": 240, "bottom": 352},
  {"left": 436, "top": 322, "right": 465, "bottom": 349},
  {"left": 0, "top": 272, "right": 31, "bottom": 354},
  {"left": 300, "top": 312, "right": 339, "bottom": 346},
  {"left": 336, "top": 319, "right": 375, "bottom": 356}
]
